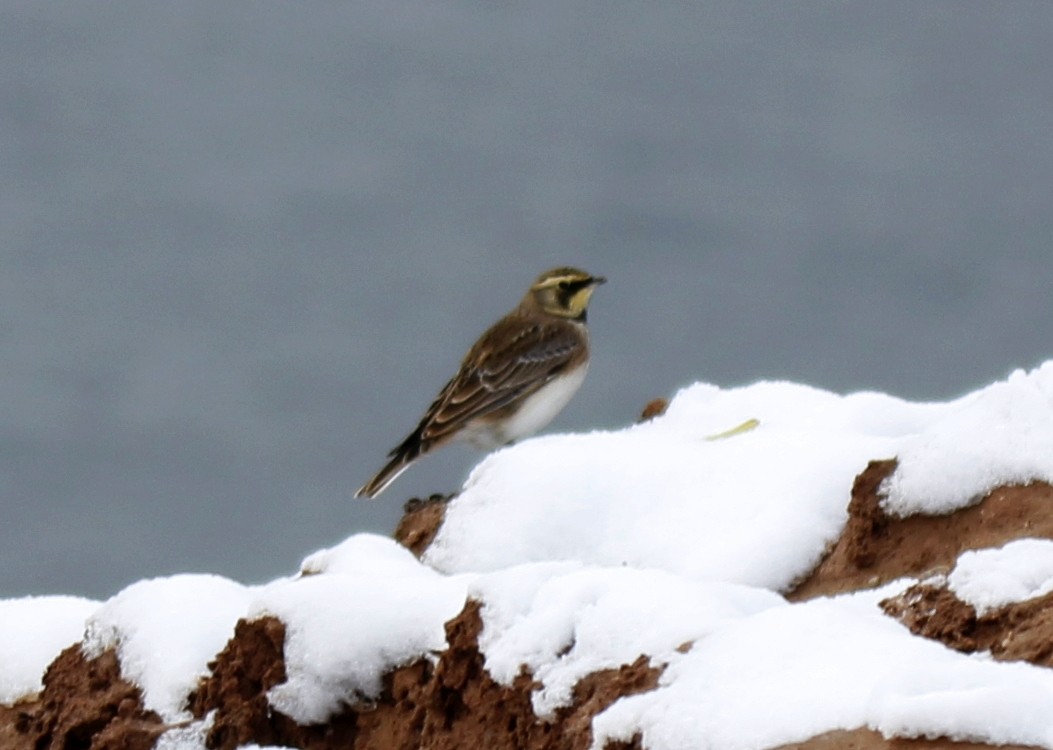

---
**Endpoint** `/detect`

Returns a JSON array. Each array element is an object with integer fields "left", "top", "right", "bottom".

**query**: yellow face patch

[
  {"left": 563, "top": 284, "right": 597, "bottom": 317},
  {"left": 531, "top": 273, "right": 600, "bottom": 318}
]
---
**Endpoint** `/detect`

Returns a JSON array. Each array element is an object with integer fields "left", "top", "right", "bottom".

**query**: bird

[{"left": 355, "top": 266, "right": 606, "bottom": 499}]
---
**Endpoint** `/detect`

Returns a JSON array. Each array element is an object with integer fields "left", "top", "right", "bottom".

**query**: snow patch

[
  {"left": 0, "top": 596, "right": 98, "bottom": 704},
  {"left": 253, "top": 534, "right": 468, "bottom": 724},
  {"left": 882, "top": 363, "right": 1053, "bottom": 516},
  {"left": 426, "top": 381, "right": 909, "bottom": 590},
  {"left": 592, "top": 592, "right": 1053, "bottom": 750},
  {"left": 473, "top": 563, "right": 783, "bottom": 717},
  {"left": 948, "top": 538, "right": 1053, "bottom": 614},
  {"left": 84, "top": 574, "right": 253, "bottom": 721}
]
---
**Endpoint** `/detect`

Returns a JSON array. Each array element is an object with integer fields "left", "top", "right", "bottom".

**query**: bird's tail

[{"left": 354, "top": 432, "right": 423, "bottom": 499}]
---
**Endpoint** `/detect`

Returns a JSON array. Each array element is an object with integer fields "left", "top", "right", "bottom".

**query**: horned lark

[{"left": 355, "top": 267, "right": 605, "bottom": 499}]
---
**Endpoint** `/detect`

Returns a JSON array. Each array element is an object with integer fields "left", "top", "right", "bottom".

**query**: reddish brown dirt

[
  {"left": 8, "top": 644, "right": 165, "bottom": 750},
  {"left": 881, "top": 580, "right": 1053, "bottom": 667},
  {"left": 774, "top": 728, "right": 1040, "bottom": 749},
  {"left": 190, "top": 600, "right": 661, "bottom": 750},
  {"left": 638, "top": 398, "right": 668, "bottom": 421},
  {"left": 789, "top": 460, "right": 1053, "bottom": 600},
  {"left": 0, "top": 700, "right": 37, "bottom": 750},
  {"left": 188, "top": 616, "right": 294, "bottom": 748},
  {"left": 393, "top": 494, "right": 451, "bottom": 558},
  {"left": 779, "top": 459, "right": 1053, "bottom": 750}
]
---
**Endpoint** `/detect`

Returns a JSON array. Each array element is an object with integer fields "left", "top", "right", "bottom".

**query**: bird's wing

[{"left": 416, "top": 320, "right": 583, "bottom": 444}]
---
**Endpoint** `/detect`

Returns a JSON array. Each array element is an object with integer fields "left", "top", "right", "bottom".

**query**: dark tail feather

[{"left": 354, "top": 432, "right": 424, "bottom": 499}]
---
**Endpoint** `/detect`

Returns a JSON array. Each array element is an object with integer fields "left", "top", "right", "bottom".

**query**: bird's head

[{"left": 526, "top": 267, "right": 606, "bottom": 320}]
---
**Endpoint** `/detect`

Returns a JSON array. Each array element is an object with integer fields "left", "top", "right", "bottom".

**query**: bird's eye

[{"left": 557, "top": 280, "right": 570, "bottom": 291}]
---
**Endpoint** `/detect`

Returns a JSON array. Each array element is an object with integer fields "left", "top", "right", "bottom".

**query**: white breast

[{"left": 465, "top": 364, "right": 589, "bottom": 449}]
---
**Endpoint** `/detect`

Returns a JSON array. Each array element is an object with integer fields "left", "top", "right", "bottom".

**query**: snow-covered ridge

[
  {"left": 5, "top": 362, "right": 1053, "bottom": 749},
  {"left": 427, "top": 362, "right": 1053, "bottom": 588}
]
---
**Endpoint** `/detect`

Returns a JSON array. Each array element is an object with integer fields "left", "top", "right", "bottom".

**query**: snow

[
  {"left": 882, "top": 362, "right": 1053, "bottom": 515},
  {"left": 471, "top": 563, "right": 783, "bottom": 717},
  {"left": 592, "top": 589, "right": 1053, "bottom": 750},
  {"left": 6, "top": 362, "right": 1053, "bottom": 748},
  {"left": 252, "top": 534, "right": 468, "bottom": 724},
  {"left": 0, "top": 595, "right": 98, "bottom": 704},
  {"left": 84, "top": 574, "right": 254, "bottom": 721},
  {"left": 154, "top": 714, "right": 212, "bottom": 750},
  {"left": 425, "top": 381, "right": 908, "bottom": 590},
  {"left": 948, "top": 538, "right": 1053, "bottom": 614}
]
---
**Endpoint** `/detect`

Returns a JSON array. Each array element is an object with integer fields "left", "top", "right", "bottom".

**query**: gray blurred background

[{"left": 3, "top": 2, "right": 1051, "bottom": 599}]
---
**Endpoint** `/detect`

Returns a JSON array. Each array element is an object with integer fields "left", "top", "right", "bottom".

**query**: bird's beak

[{"left": 591, "top": 276, "right": 607, "bottom": 286}]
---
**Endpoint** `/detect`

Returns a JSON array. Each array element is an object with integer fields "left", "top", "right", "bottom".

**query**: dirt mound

[
  {"left": 188, "top": 599, "right": 659, "bottom": 750},
  {"left": 881, "top": 579, "right": 1053, "bottom": 667},
  {"left": 789, "top": 460, "right": 1053, "bottom": 600},
  {"left": 2, "top": 601, "right": 657, "bottom": 750},
  {"left": 779, "top": 459, "right": 1053, "bottom": 749},
  {"left": 350, "top": 457, "right": 1053, "bottom": 750},
  {"left": 366, "top": 458, "right": 1053, "bottom": 750},
  {"left": 394, "top": 494, "right": 451, "bottom": 558},
  {"left": 188, "top": 616, "right": 294, "bottom": 748},
  {"left": 5, "top": 644, "right": 164, "bottom": 750},
  {"left": 8, "top": 453, "right": 1053, "bottom": 749}
]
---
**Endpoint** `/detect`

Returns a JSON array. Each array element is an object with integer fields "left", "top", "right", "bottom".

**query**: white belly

[{"left": 465, "top": 365, "right": 588, "bottom": 449}]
